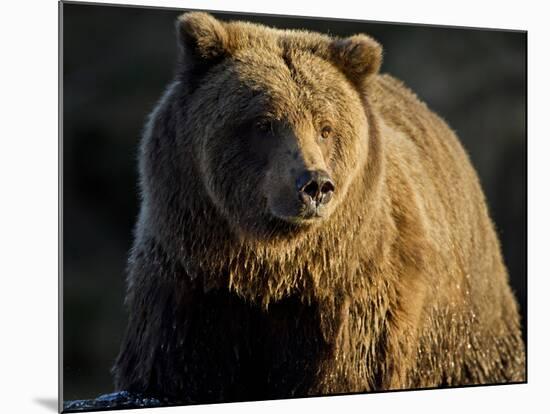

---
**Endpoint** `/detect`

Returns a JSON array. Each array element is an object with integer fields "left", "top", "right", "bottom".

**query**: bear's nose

[{"left": 296, "top": 170, "right": 335, "bottom": 207}]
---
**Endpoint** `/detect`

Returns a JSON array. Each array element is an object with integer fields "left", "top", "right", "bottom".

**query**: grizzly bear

[{"left": 112, "top": 12, "right": 525, "bottom": 403}]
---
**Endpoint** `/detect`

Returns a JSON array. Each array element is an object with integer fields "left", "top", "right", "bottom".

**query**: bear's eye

[
  {"left": 320, "top": 125, "right": 333, "bottom": 140},
  {"left": 255, "top": 119, "right": 273, "bottom": 134}
]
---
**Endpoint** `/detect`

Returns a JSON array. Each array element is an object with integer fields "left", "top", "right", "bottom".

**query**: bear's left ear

[
  {"left": 329, "top": 35, "right": 383, "bottom": 85},
  {"left": 176, "top": 12, "right": 232, "bottom": 60}
]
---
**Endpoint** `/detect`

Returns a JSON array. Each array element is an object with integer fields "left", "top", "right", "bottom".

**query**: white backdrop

[{"left": 0, "top": 0, "right": 546, "bottom": 413}]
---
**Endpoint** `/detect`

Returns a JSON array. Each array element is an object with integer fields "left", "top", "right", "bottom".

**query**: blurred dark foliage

[{"left": 62, "top": 2, "right": 526, "bottom": 401}]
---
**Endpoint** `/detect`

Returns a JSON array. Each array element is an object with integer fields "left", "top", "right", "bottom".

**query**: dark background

[{"left": 62, "top": 1, "right": 527, "bottom": 401}]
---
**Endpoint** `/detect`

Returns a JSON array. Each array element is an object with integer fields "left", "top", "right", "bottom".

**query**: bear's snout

[{"left": 296, "top": 170, "right": 335, "bottom": 214}]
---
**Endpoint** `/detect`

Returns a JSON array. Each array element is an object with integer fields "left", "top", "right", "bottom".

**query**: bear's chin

[{"left": 231, "top": 212, "right": 321, "bottom": 245}]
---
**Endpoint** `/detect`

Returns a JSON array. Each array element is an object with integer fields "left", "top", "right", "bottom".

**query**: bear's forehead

[
  {"left": 225, "top": 48, "right": 354, "bottom": 119},
  {"left": 222, "top": 56, "right": 349, "bottom": 122}
]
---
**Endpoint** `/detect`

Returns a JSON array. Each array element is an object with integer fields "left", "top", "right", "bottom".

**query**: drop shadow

[{"left": 34, "top": 397, "right": 58, "bottom": 412}]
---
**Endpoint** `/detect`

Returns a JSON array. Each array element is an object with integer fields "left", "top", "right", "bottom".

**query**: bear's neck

[{"left": 171, "top": 176, "right": 393, "bottom": 311}]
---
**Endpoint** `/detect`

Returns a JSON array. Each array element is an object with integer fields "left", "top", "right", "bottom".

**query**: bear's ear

[
  {"left": 176, "top": 12, "right": 231, "bottom": 60},
  {"left": 329, "top": 35, "right": 383, "bottom": 84}
]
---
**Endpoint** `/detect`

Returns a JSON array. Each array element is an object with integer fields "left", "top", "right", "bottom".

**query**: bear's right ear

[
  {"left": 176, "top": 12, "right": 231, "bottom": 61},
  {"left": 328, "top": 35, "right": 383, "bottom": 86}
]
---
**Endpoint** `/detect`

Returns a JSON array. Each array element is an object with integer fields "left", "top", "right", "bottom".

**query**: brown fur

[{"left": 113, "top": 13, "right": 525, "bottom": 403}]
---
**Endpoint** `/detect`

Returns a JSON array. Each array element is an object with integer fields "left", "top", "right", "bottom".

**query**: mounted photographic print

[{"left": 60, "top": 1, "right": 527, "bottom": 411}]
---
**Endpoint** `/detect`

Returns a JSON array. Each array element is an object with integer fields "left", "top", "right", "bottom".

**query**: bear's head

[{"left": 174, "top": 12, "right": 382, "bottom": 242}]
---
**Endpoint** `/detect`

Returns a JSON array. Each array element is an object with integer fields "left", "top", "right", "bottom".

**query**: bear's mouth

[{"left": 270, "top": 206, "right": 328, "bottom": 225}]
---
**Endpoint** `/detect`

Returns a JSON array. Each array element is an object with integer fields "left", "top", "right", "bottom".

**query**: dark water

[{"left": 63, "top": 391, "right": 166, "bottom": 412}]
